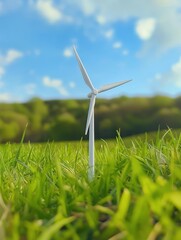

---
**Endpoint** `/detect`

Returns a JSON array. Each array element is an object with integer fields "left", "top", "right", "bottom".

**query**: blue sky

[{"left": 0, "top": 0, "right": 181, "bottom": 102}]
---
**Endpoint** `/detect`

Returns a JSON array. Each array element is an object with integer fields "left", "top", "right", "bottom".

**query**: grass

[{"left": 0, "top": 129, "right": 181, "bottom": 239}]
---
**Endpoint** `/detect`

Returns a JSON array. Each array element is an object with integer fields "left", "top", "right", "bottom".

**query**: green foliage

[
  {"left": 156, "top": 107, "right": 181, "bottom": 128},
  {"left": 0, "top": 111, "right": 28, "bottom": 142},
  {"left": 0, "top": 130, "right": 181, "bottom": 239},
  {"left": 0, "top": 121, "right": 19, "bottom": 141},
  {"left": 49, "top": 113, "right": 82, "bottom": 140},
  {"left": 0, "top": 95, "right": 181, "bottom": 142}
]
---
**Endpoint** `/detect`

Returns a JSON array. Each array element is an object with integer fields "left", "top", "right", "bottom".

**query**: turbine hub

[{"left": 88, "top": 89, "right": 98, "bottom": 98}]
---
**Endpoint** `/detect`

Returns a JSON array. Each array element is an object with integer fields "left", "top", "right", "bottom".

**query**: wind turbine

[{"left": 73, "top": 46, "right": 131, "bottom": 180}]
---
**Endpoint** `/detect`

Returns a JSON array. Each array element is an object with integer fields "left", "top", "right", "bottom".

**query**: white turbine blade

[
  {"left": 98, "top": 79, "right": 132, "bottom": 93},
  {"left": 73, "top": 46, "right": 95, "bottom": 92},
  {"left": 85, "top": 94, "right": 96, "bottom": 135}
]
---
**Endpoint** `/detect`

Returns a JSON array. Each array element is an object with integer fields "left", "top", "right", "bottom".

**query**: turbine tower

[{"left": 73, "top": 46, "right": 131, "bottom": 180}]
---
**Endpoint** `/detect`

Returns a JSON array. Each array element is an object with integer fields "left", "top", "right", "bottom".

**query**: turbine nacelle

[{"left": 88, "top": 89, "right": 98, "bottom": 98}]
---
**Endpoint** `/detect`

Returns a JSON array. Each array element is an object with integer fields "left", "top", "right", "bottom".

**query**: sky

[{"left": 0, "top": 0, "right": 181, "bottom": 102}]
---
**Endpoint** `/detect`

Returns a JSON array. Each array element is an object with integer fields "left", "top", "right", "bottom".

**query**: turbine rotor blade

[
  {"left": 98, "top": 79, "right": 132, "bottom": 93},
  {"left": 85, "top": 94, "right": 96, "bottom": 135},
  {"left": 73, "top": 46, "right": 95, "bottom": 92}
]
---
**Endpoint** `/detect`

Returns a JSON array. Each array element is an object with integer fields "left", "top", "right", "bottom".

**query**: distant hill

[{"left": 0, "top": 95, "right": 181, "bottom": 143}]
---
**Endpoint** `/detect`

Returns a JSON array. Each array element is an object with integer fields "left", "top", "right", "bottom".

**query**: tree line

[{"left": 0, "top": 95, "right": 181, "bottom": 143}]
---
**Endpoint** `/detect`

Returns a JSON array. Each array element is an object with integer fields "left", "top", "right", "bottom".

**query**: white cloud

[
  {"left": 172, "top": 58, "right": 181, "bottom": 75},
  {"left": 35, "top": 0, "right": 62, "bottom": 23},
  {"left": 0, "top": 49, "right": 23, "bottom": 65},
  {"left": 154, "top": 57, "right": 181, "bottom": 87},
  {"left": 43, "top": 76, "right": 62, "bottom": 88},
  {"left": 73, "top": 0, "right": 95, "bottom": 16},
  {"left": 1, "top": 1, "right": 180, "bottom": 54},
  {"left": 5, "top": 49, "right": 23, "bottom": 64},
  {"left": 171, "top": 57, "right": 181, "bottom": 87},
  {"left": 104, "top": 29, "right": 114, "bottom": 39},
  {"left": 135, "top": 18, "right": 156, "bottom": 40},
  {"left": 0, "top": 49, "right": 23, "bottom": 79},
  {"left": 69, "top": 81, "right": 76, "bottom": 88},
  {"left": 42, "top": 76, "right": 68, "bottom": 96},
  {"left": 113, "top": 41, "right": 122, "bottom": 49},
  {"left": 66, "top": 0, "right": 181, "bottom": 53},
  {"left": 30, "top": 0, "right": 73, "bottom": 24},
  {"left": 63, "top": 47, "right": 73, "bottom": 58},
  {"left": 3, "top": 0, "right": 179, "bottom": 53},
  {"left": 0, "top": 93, "right": 12, "bottom": 102},
  {"left": 96, "top": 15, "right": 106, "bottom": 25}
]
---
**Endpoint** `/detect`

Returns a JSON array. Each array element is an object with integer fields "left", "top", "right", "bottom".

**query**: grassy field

[{"left": 0, "top": 129, "right": 181, "bottom": 239}]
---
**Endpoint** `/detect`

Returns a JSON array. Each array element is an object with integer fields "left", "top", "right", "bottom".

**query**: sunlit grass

[{"left": 0, "top": 129, "right": 181, "bottom": 239}]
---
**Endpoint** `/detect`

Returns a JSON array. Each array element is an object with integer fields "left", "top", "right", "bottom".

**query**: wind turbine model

[{"left": 73, "top": 46, "right": 131, "bottom": 180}]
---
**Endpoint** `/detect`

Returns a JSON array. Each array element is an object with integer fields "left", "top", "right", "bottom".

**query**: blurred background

[{"left": 0, "top": 0, "right": 181, "bottom": 142}]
